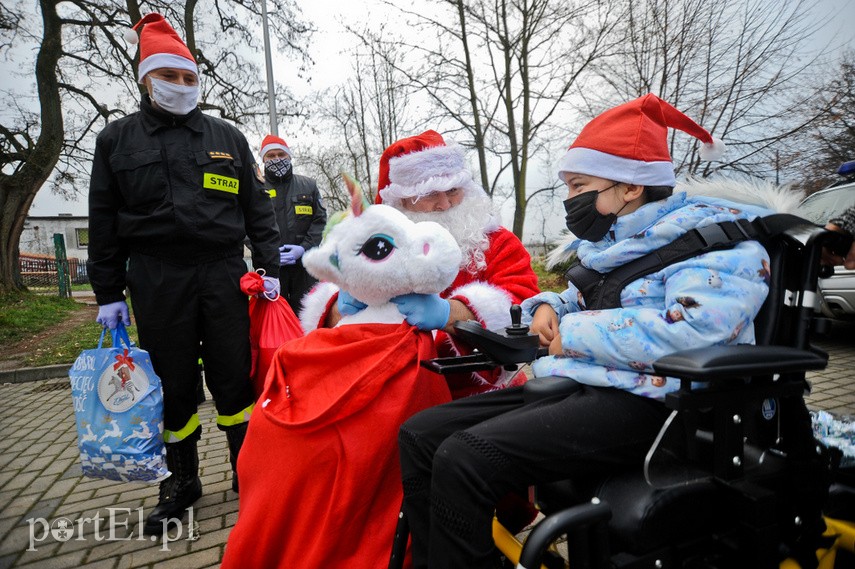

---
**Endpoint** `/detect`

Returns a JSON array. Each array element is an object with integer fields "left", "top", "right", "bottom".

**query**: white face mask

[{"left": 149, "top": 77, "right": 199, "bottom": 116}]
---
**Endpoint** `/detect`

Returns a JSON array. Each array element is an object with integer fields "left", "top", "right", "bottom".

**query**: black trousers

[
  {"left": 279, "top": 261, "right": 317, "bottom": 314},
  {"left": 398, "top": 383, "right": 671, "bottom": 569},
  {"left": 127, "top": 253, "right": 255, "bottom": 439}
]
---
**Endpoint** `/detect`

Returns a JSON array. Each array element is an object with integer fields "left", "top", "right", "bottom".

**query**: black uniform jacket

[
  {"left": 87, "top": 96, "right": 280, "bottom": 304},
  {"left": 267, "top": 173, "right": 327, "bottom": 251}
]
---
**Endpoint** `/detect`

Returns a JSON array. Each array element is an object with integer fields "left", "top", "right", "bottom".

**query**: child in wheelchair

[{"left": 395, "top": 94, "right": 822, "bottom": 569}]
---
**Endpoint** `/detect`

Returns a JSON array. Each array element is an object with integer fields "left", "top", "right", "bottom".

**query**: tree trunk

[
  {"left": 0, "top": 0, "right": 64, "bottom": 293},
  {"left": 455, "top": 0, "right": 490, "bottom": 194},
  {"left": 497, "top": 1, "right": 523, "bottom": 238}
]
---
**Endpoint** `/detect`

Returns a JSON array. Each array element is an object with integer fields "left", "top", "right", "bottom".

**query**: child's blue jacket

[{"left": 522, "top": 192, "right": 773, "bottom": 400}]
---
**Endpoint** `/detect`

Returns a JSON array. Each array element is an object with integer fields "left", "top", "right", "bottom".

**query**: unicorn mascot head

[{"left": 302, "top": 174, "right": 462, "bottom": 326}]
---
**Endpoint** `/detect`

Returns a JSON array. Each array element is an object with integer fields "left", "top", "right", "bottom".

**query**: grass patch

[
  {"left": 25, "top": 320, "right": 104, "bottom": 366},
  {"left": 532, "top": 257, "right": 567, "bottom": 293},
  {"left": 24, "top": 320, "right": 140, "bottom": 367},
  {"left": 0, "top": 291, "right": 81, "bottom": 345},
  {"left": 1, "top": 290, "right": 139, "bottom": 367}
]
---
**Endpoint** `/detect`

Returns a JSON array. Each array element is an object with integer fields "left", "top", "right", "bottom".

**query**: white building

[{"left": 20, "top": 215, "right": 89, "bottom": 259}]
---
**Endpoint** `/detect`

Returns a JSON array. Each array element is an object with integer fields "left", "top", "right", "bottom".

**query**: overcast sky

[{"left": 24, "top": 0, "right": 855, "bottom": 219}]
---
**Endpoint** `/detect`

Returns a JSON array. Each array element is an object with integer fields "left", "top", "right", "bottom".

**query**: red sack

[
  {"left": 221, "top": 322, "right": 451, "bottom": 569},
  {"left": 240, "top": 272, "right": 304, "bottom": 397}
]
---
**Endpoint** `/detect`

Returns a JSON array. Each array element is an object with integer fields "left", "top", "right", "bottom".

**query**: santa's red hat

[
  {"left": 556, "top": 94, "right": 725, "bottom": 187},
  {"left": 260, "top": 135, "right": 292, "bottom": 160},
  {"left": 376, "top": 130, "right": 481, "bottom": 206},
  {"left": 124, "top": 13, "right": 197, "bottom": 84}
]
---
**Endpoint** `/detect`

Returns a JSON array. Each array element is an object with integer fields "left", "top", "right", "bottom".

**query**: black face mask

[
  {"left": 264, "top": 157, "right": 292, "bottom": 180},
  {"left": 563, "top": 184, "right": 620, "bottom": 242}
]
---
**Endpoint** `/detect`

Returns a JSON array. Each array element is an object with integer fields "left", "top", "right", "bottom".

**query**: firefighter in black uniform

[
  {"left": 86, "top": 13, "right": 279, "bottom": 535},
  {"left": 258, "top": 134, "right": 327, "bottom": 313}
]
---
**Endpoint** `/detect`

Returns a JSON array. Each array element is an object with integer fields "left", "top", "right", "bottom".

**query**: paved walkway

[
  {"left": 805, "top": 320, "right": 855, "bottom": 415},
  {"left": 0, "top": 389, "right": 231, "bottom": 569},
  {"left": 0, "top": 321, "right": 852, "bottom": 569}
]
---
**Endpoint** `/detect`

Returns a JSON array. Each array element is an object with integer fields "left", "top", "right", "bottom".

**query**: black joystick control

[{"left": 505, "top": 304, "right": 529, "bottom": 336}]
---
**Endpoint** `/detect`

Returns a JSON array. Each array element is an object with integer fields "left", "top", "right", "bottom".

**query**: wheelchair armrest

[
  {"left": 451, "top": 320, "right": 540, "bottom": 365},
  {"left": 651, "top": 345, "right": 827, "bottom": 382}
]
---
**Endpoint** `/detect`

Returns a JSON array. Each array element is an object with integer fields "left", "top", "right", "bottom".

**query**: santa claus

[{"left": 301, "top": 130, "right": 540, "bottom": 399}]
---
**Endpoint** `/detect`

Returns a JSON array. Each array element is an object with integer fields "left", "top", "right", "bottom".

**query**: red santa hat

[
  {"left": 556, "top": 94, "right": 725, "bottom": 187},
  {"left": 376, "top": 130, "right": 482, "bottom": 206},
  {"left": 124, "top": 13, "right": 198, "bottom": 84},
  {"left": 260, "top": 135, "right": 292, "bottom": 160}
]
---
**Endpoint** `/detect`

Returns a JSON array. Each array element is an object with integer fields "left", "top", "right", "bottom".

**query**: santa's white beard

[{"left": 402, "top": 192, "right": 496, "bottom": 274}]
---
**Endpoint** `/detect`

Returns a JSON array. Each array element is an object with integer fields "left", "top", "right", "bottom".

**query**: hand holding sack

[
  {"left": 337, "top": 289, "right": 368, "bottom": 316},
  {"left": 240, "top": 271, "right": 304, "bottom": 397},
  {"left": 68, "top": 323, "right": 168, "bottom": 483},
  {"left": 95, "top": 300, "right": 130, "bottom": 330},
  {"left": 391, "top": 292, "right": 451, "bottom": 330}
]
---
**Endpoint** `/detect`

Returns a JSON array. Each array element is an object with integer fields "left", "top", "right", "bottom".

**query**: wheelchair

[{"left": 389, "top": 222, "right": 855, "bottom": 569}]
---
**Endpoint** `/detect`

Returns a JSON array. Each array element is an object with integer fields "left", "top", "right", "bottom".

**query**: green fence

[{"left": 19, "top": 234, "right": 88, "bottom": 297}]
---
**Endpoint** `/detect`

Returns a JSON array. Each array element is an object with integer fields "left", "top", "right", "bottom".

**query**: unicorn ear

[{"left": 342, "top": 173, "right": 371, "bottom": 217}]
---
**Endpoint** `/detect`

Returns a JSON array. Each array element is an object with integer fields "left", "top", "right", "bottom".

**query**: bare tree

[
  {"left": 367, "top": 0, "right": 621, "bottom": 238},
  {"left": 786, "top": 51, "right": 855, "bottom": 194},
  {"left": 591, "top": 0, "right": 829, "bottom": 182},
  {"left": 298, "top": 144, "right": 353, "bottom": 213},
  {"left": 0, "top": 0, "right": 311, "bottom": 291},
  {"left": 299, "top": 26, "right": 414, "bottom": 210}
]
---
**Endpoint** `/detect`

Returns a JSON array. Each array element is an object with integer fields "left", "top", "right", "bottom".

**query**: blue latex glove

[
  {"left": 96, "top": 300, "right": 130, "bottom": 330},
  {"left": 337, "top": 290, "right": 367, "bottom": 317},
  {"left": 391, "top": 293, "right": 451, "bottom": 331},
  {"left": 279, "top": 244, "right": 306, "bottom": 265},
  {"left": 261, "top": 276, "right": 280, "bottom": 299}
]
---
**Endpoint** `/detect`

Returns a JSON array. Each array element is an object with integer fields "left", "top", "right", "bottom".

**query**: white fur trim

[
  {"left": 382, "top": 170, "right": 473, "bottom": 202},
  {"left": 557, "top": 147, "right": 676, "bottom": 187},
  {"left": 380, "top": 143, "right": 486, "bottom": 207},
  {"left": 299, "top": 282, "right": 339, "bottom": 333},
  {"left": 381, "top": 175, "right": 485, "bottom": 210},
  {"left": 337, "top": 302, "right": 405, "bottom": 326},
  {"left": 260, "top": 143, "right": 291, "bottom": 160},
  {"left": 123, "top": 28, "right": 139, "bottom": 45},
  {"left": 389, "top": 144, "right": 466, "bottom": 186},
  {"left": 699, "top": 138, "right": 725, "bottom": 161},
  {"left": 138, "top": 53, "right": 198, "bottom": 83},
  {"left": 678, "top": 177, "right": 802, "bottom": 214},
  {"left": 449, "top": 281, "right": 513, "bottom": 331}
]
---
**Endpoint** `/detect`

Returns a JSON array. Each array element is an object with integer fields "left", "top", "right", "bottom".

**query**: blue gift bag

[{"left": 69, "top": 323, "right": 169, "bottom": 482}]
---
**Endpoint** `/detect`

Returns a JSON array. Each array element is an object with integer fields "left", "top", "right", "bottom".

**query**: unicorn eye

[{"left": 359, "top": 235, "right": 395, "bottom": 261}]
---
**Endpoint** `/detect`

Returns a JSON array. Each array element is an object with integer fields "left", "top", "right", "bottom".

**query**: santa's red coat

[
  {"left": 301, "top": 227, "right": 540, "bottom": 399},
  {"left": 221, "top": 322, "right": 450, "bottom": 569},
  {"left": 436, "top": 227, "right": 540, "bottom": 397}
]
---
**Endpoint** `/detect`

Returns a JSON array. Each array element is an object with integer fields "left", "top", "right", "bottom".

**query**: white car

[{"left": 799, "top": 165, "right": 855, "bottom": 319}]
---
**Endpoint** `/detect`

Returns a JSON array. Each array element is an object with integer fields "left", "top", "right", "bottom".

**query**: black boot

[
  {"left": 226, "top": 422, "right": 248, "bottom": 493},
  {"left": 143, "top": 438, "right": 202, "bottom": 535}
]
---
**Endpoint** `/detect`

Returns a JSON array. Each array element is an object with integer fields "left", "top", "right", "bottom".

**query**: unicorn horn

[{"left": 341, "top": 173, "right": 371, "bottom": 217}]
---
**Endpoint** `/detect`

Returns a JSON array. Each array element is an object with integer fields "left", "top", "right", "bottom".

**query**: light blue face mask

[{"left": 149, "top": 77, "right": 199, "bottom": 116}]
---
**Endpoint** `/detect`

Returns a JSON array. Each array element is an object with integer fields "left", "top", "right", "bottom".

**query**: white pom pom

[
  {"left": 123, "top": 27, "right": 139, "bottom": 45},
  {"left": 699, "top": 137, "right": 725, "bottom": 161}
]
